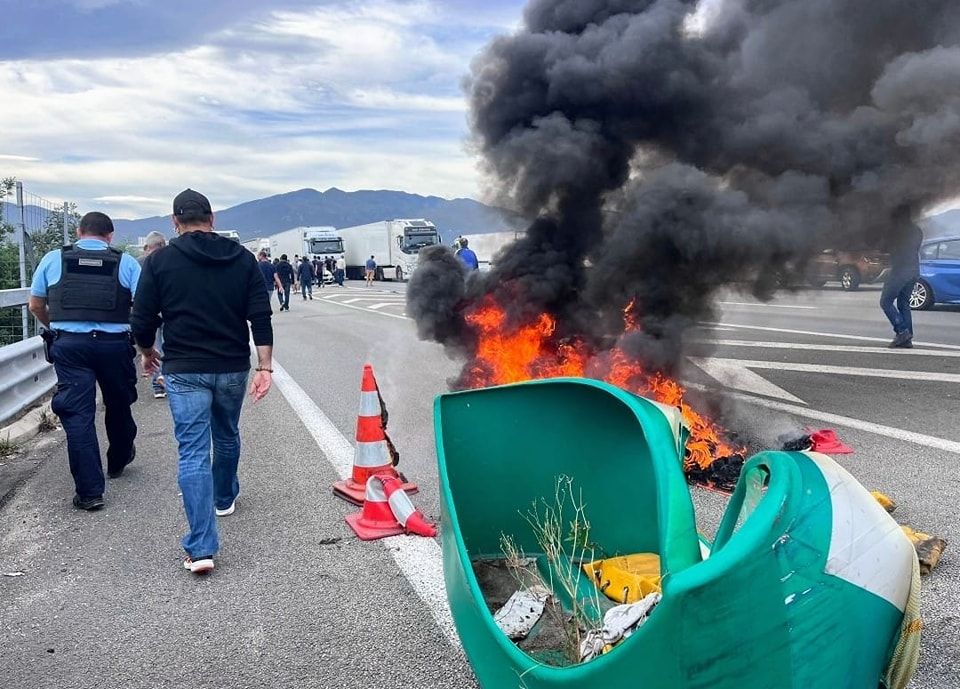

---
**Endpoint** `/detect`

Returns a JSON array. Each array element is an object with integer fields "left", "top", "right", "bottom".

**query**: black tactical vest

[{"left": 47, "top": 245, "right": 133, "bottom": 324}]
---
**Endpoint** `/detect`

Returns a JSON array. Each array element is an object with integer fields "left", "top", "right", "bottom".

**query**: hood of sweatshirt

[{"left": 170, "top": 231, "right": 246, "bottom": 265}]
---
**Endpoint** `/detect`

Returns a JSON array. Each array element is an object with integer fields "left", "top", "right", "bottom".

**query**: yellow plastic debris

[
  {"left": 870, "top": 491, "right": 896, "bottom": 513},
  {"left": 584, "top": 553, "right": 661, "bottom": 604}
]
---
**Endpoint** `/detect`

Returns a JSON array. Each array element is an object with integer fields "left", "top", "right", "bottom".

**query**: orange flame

[{"left": 463, "top": 296, "right": 739, "bottom": 471}]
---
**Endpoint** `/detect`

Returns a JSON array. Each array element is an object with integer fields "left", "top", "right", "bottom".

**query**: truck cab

[{"left": 393, "top": 219, "right": 440, "bottom": 280}]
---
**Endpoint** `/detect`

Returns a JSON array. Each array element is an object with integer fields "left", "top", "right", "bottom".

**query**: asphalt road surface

[{"left": 1, "top": 280, "right": 957, "bottom": 689}]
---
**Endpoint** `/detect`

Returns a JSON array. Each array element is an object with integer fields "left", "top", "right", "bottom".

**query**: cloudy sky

[{"left": 0, "top": 0, "right": 525, "bottom": 218}]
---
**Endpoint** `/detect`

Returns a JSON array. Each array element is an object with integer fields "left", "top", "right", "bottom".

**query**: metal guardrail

[
  {"left": 0, "top": 288, "right": 56, "bottom": 427},
  {"left": 0, "top": 288, "right": 31, "bottom": 308},
  {"left": 0, "top": 336, "right": 55, "bottom": 427}
]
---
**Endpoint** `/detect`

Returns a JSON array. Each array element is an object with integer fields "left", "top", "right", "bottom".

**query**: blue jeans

[
  {"left": 301, "top": 280, "right": 312, "bottom": 298},
  {"left": 165, "top": 371, "right": 248, "bottom": 558},
  {"left": 880, "top": 275, "right": 917, "bottom": 335}
]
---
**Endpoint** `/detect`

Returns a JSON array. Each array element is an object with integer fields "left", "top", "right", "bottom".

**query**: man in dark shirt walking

[
  {"left": 258, "top": 251, "right": 282, "bottom": 297},
  {"left": 298, "top": 255, "right": 315, "bottom": 300},
  {"left": 880, "top": 208, "right": 923, "bottom": 349},
  {"left": 275, "top": 254, "right": 294, "bottom": 311},
  {"left": 131, "top": 189, "right": 274, "bottom": 574}
]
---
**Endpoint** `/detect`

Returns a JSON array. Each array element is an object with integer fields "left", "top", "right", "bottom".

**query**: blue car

[{"left": 911, "top": 236, "right": 960, "bottom": 309}]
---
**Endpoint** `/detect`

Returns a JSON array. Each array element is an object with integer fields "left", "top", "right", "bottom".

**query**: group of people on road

[
  {"left": 261, "top": 252, "right": 346, "bottom": 310},
  {"left": 29, "top": 189, "right": 274, "bottom": 575}
]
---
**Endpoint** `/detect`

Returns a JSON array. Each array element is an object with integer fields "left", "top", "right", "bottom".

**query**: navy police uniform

[{"left": 31, "top": 238, "right": 141, "bottom": 502}]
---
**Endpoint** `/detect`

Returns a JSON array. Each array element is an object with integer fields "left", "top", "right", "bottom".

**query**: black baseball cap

[{"left": 173, "top": 189, "right": 212, "bottom": 216}]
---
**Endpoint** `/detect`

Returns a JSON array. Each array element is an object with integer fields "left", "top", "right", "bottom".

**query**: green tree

[
  {"left": 0, "top": 177, "right": 22, "bottom": 344},
  {"left": 0, "top": 177, "right": 15, "bottom": 241},
  {"left": 1, "top": 177, "right": 20, "bottom": 290},
  {"left": 26, "top": 202, "right": 80, "bottom": 268}
]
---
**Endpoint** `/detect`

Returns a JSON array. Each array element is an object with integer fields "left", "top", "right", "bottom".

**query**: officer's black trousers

[{"left": 50, "top": 332, "right": 138, "bottom": 499}]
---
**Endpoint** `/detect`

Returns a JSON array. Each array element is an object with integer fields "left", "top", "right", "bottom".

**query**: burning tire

[
  {"left": 839, "top": 266, "right": 861, "bottom": 291},
  {"left": 910, "top": 280, "right": 934, "bottom": 310}
]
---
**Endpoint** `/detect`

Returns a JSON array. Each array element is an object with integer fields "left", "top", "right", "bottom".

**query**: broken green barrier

[{"left": 434, "top": 378, "right": 917, "bottom": 689}]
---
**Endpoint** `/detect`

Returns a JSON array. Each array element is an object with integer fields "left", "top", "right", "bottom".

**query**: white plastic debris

[
  {"left": 493, "top": 585, "right": 551, "bottom": 640},
  {"left": 580, "top": 591, "right": 662, "bottom": 661}
]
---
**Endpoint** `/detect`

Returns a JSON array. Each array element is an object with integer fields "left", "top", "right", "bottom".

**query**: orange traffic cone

[
  {"left": 345, "top": 476, "right": 406, "bottom": 541},
  {"left": 332, "top": 364, "right": 418, "bottom": 505},
  {"left": 345, "top": 476, "right": 438, "bottom": 541},
  {"left": 381, "top": 476, "right": 437, "bottom": 538}
]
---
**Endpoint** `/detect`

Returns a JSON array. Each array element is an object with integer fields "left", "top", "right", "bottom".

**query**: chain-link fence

[{"left": 0, "top": 180, "right": 78, "bottom": 346}]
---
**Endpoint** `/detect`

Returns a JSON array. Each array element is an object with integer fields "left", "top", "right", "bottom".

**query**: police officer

[{"left": 28, "top": 211, "right": 141, "bottom": 511}]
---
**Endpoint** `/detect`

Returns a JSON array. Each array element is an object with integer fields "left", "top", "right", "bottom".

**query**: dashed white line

[
  {"left": 699, "top": 358, "right": 960, "bottom": 384},
  {"left": 704, "top": 322, "right": 960, "bottom": 350},
  {"left": 696, "top": 339, "right": 960, "bottom": 357},
  {"left": 271, "top": 358, "right": 460, "bottom": 649},
  {"left": 719, "top": 301, "right": 817, "bottom": 310}
]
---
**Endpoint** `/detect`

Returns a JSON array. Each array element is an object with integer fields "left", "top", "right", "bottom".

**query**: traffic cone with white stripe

[
  {"left": 345, "top": 476, "right": 406, "bottom": 540},
  {"left": 381, "top": 476, "right": 437, "bottom": 538},
  {"left": 345, "top": 475, "right": 438, "bottom": 541},
  {"left": 332, "top": 364, "right": 418, "bottom": 505}
]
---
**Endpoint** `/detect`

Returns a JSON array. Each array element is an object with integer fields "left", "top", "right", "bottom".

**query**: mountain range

[
  {"left": 110, "top": 188, "right": 525, "bottom": 244},
  {"left": 5, "top": 187, "right": 960, "bottom": 246}
]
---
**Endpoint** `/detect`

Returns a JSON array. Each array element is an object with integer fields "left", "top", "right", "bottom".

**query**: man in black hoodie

[{"left": 131, "top": 189, "right": 273, "bottom": 574}]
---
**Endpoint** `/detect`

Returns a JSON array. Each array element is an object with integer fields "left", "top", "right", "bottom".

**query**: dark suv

[{"left": 805, "top": 249, "right": 890, "bottom": 290}]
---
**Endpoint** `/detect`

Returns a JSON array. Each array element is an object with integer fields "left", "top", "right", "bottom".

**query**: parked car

[
  {"left": 910, "top": 236, "right": 960, "bottom": 310},
  {"left": 805, "top": 249, "right": 890, "bottom": 290}
]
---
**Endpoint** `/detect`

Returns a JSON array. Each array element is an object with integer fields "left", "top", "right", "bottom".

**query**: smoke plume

[{"left": 409, "top": 0, "right": 960, "bottom": 379}]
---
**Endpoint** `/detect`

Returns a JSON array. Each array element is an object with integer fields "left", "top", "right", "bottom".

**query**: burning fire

[{"left": 463, "top": 297, "right": 741, "bottom": 474}]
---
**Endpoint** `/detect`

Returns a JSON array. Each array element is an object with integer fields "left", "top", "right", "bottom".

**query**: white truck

[
  {"left": 268, "top": 226, "right": 344, "bottom": 263},
  {"left": 455, "top": 231, "right": 524, "bottom": 271},
  {"left": 340, "top": 219, "right": 440, "bottom": 281},
  {"left": 241, "top": 237, "right": 271, "bottom": 256},
  {"left": 214, "top": 230, "right": 241, "bottom": 242}
]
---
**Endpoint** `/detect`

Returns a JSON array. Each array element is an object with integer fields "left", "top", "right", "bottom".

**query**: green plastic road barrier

[{"left": 435, "top": 378, "right": 917, "bottom": 689}]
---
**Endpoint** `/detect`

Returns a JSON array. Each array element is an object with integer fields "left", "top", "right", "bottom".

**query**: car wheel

[
  {"left": 839, "top": 266, "right": 861, "bottom": 291},
  {"left": 395, "top": 266, "right": 404, "bottom": 282},
  {"left": 909, "top": 280, "right": 934, "bottom": 310}
]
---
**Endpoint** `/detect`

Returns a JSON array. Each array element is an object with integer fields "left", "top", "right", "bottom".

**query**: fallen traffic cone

[
  {"left": 333, "top": 364, "right": 418, "bottom": 504},
  {"left": 381, "top": 476, "right": 438, "bottom": 538},
  {"left": 808, "top": 429, "right": 854, "bottom": 455},
  {"left": 345, "top": 476, "right": 406, "bottom": 541}
]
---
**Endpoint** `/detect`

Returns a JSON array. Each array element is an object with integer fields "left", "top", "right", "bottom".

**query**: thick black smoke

[{"left": 410, "top": 0, "right": 960, "bottom": 373}]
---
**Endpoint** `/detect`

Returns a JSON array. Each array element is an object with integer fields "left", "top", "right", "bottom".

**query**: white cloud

[{"left": 0, "top": 0, "right": 516, "bottom": 217}]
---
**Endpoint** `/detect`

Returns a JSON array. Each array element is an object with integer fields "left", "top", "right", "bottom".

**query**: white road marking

[
  {"left": 696, "top": 357, "right": 960, "bottom": 384},
  {"left": 318, "top": 298, "right": 409, "bottom": 320},
  {"left": 271, "top": 359, "right": 460, "bottom": 649},
  {"left": 368, "top": 303, "right": 404, "bottom": 310},
  {"left": 716, "top": 389, "right": 960, "bottom": 455},
  {"left": 689, "top": 358, "right": 806, "bottom": 404},
  {"left": 695, "top": 339, "right": 960, "bottom": 358},
  {"left": 341, "top": 297, "right": 406, "bottom": 305},
  {"left": 704, "top": 322, "right": 960, "bottom": 351},
  {"left": 719, "top": 301, "right": 817, "bottom": 310}
]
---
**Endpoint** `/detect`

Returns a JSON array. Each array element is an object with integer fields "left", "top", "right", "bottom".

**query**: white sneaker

[
  {"left": 215, "top": 501, "right": 236, "bottom": 517},
  {"left": 183, "top": 556, "right": 214, "bottom": 574}
]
